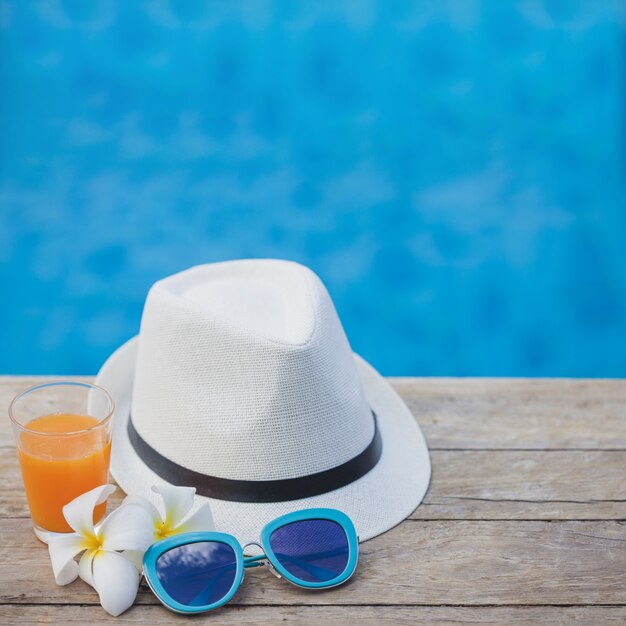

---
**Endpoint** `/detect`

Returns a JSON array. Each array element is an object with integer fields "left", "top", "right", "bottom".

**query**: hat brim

[{"left": 95, "top": 337, "right": 431, "bottom": 543}]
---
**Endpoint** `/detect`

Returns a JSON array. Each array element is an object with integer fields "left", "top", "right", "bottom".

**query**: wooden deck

[{"left": 1, "top": 376, "right": 625, "bottom": 624}]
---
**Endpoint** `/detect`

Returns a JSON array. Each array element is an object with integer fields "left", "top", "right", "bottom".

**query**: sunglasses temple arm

[
  {"left": 187, "top": 555, "right": 272, "bottom": 605},
  {"left": 243, "top": 554, "right": 266, "bottom": 568},
  {"left": 184, "top": 553, "right": 340, "bottom": 604},
  {"left": 187, "top": 552, "right": 301, "bottom": 604},
  {"left": 188, "top": 566, "right": 241, "bottom": 606},
  {"left": 271, "top": 551, "right": 339, "bottom": 580},
  {"left": 244, "top": 551, "right": 337, "bottom": 580}
]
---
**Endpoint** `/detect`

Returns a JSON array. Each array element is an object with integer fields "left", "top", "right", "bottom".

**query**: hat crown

[{"left": 131, "top": 260, "right": 374, "bottom": 481}]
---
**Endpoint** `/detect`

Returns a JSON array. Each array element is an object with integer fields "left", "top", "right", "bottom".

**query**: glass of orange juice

[{"left": 9, "top": 381, "right": 114, "bottom": 536}]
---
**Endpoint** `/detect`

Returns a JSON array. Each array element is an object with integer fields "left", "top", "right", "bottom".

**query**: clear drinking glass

[{"left": 9, "top": 381, "right": 114, "bottom": 536}]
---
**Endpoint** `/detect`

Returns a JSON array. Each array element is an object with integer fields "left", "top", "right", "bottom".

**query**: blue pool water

[{"left": 1, "top": 1, "right": 625, "bottom": 376}]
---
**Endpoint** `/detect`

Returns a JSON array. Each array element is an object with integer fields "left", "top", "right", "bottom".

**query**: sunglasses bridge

[{"left": 242, "top": 541, "right": 282, "bottom": 579}]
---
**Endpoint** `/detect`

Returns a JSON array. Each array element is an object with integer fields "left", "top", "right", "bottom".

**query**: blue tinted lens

[
  {"left": 155, "top": 541, "right": 237, "bottom": 607},
  {"left": 269, "top": 519, "right": 350, "bottom": 583}
]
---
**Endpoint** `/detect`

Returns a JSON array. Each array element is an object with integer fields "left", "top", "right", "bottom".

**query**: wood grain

[
  {"left": 1, "top": 376, "right": 625, "bottom": 624},
  {"left": 1, "top": 518, "right": 625, "bottom": 606},
  {"left": 413, "top": 449, "right": 626, "bottom": 520},
  {"left": 2, "top": 377, "right": 626, "bottom": 450},
  {"left": 1, "top": 448, "right": 624, "bottom": 520},
  {"left": 391, "top": 377, "right": 626, "bottom": 449},
  {"left": 2, "top": 605, "right": 626, "bottom": 625}
]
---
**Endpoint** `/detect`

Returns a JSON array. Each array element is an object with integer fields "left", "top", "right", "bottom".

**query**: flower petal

[
  {"left": 120, "top": 550, "right": 144, "bottom": 573},
  {"left": 93, "top": 551, "right": 140, "bottom": 616},
  {"left": 152, "top": 484, "right": 195, "bottom": 529},
  {"left": 122, "top": 494, "right": 162, "bottom": 528},
  {"left": 78, "top": 548, "right": 97, "bottom": 588},
  {"left": 63, "top": 484, "right": 116, "bottom": 537},
  {"left": 48, "top": 533, "right": 86, "bottom": 585},
  {"left": 175, "top": 501, "right": 215, "bottom": 534},
  {"left": 98, "top": 503, "right": 154, "bottom": 552}
]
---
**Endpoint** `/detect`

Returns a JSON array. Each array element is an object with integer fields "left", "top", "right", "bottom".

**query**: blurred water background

[{"left": 1, "top": 0, "right": 625, "bottom": 376}]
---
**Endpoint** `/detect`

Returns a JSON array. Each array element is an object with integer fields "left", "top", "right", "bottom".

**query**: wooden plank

[
  {"left": 1, "top": 519, "right": 625, "bottom": 606},
  {"left": 412, "top": 449, "right": 626, "bottom": 520},
  {"left": 391, "top": 377, "right": 626, "bottom": 449},
  {"left": 2, "top": 604, "right": 626, "bottom": 625},
  {"left": 1, "top": 448, "right": 625, "bottom": 521},
  {"left": 1, "top": 377, "right": 625, "bottom": 622},
  {"left": 2, "top": 377, "right": 625, "bottom": 450}
]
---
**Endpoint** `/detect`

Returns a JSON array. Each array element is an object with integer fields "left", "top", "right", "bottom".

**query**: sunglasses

[{"left": 142, "top": 508, "right": 359, "bottom": 614}]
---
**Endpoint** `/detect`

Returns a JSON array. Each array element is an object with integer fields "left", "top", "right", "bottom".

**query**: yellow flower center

[
  {"left": 155, "top": 522, "right": 175, "bottom": 540},
  {"left": 84, "top": 532, "right": 104, "bottom": 555}
]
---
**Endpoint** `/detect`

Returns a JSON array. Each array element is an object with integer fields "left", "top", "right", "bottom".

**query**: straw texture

[{"left": 97, "top": 260, "right": 431, "bottom": 542}]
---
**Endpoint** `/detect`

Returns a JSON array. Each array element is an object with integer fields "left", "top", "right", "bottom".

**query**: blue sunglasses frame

[{"left": 143, "top": 508, "right": 359, "bottom": 615}]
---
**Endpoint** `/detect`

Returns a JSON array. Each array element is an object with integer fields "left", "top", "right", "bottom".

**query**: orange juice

[{"left": 18, "top": 413, "right": 112, "bottom": 532}]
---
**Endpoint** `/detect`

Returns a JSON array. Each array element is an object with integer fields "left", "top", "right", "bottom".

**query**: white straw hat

[{"left": 95, "top": 259, "right": 430, "bottom": 543}]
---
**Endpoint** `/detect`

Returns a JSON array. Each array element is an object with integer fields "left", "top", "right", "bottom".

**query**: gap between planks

[
  {"left": 2, "top": 376, "right": 626, "bottom": 450},
  {"left": 2, "top": 604, "right": 626, "bottom": 626},
  {"left": 2, "top": 519, "right": 625, "bottom": 606},
  {"left": 1, "top": 448, "right": 625, "bottom": 520},
  {"left": 2, "top": 602, "right": 626, "bottom": 607}
]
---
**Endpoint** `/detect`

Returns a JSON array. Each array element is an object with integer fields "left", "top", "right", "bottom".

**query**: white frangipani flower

[
  {"left": 47, "top": 485, "right": 154, "bottom": 616},
  {"left": 123, "top": 484, "right": 215, "bottom": 543}
]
